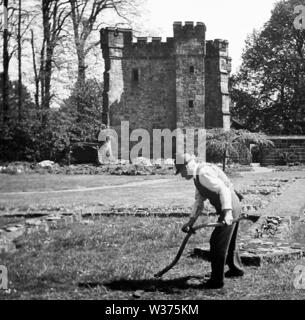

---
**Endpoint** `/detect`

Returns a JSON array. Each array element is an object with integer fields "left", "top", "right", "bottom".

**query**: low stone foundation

[
  {"left": 1, "top": 210, "right": 305, "bottom": 270},
  {"left": 192, "top": 215, "right": 305, "bottom": 266},
  {"left": 193, "top": 243, "right": 304, "bottom": 267}
]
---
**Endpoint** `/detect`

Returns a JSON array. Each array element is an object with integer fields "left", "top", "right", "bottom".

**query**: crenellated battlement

[
  {"left": 101, "top": 22, "right": 207, "bottom": 55},
  {"left": 206, "top": 39, "right": 229, "bottom": 57},
  {"left": 133, "top": 36, "right": 173, "bottom": 45},
  {"left": 136, "top": 37, "right": 148, "bottom": 44},
  {"left": 101, "top": 22, "right": 231, "bottom": 134},
  {"left": 152, "top": 37, "right": 162, "bottom": 43},
  {"left": 173, "top": 21, "right": 206, "bottom": 40},
  {"left": 132, "top": 37, "right": 174, "bottom": 45}
]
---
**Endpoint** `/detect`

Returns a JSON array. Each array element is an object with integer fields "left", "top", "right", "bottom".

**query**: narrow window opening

[
  {"left": 132, "top": 68, "right": 139, "bottom": 82},
  {"left": 190, "top": 66, "right": 195, "bottom": 74},
  {"left": 189, "top": 100, "right": 194, "bottom": 108}
]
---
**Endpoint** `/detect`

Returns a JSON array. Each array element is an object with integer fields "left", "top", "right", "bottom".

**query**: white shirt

[{"left": 189, "top": 162, "right": 233, "bottom": 220}]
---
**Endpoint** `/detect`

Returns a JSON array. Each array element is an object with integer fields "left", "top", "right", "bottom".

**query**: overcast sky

[{"left": 144, "top": 0, "right": 278, "bottom": 71}]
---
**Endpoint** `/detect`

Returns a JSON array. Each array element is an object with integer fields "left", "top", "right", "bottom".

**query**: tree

[
  {"left": 16, "top": 0, "right": 32, "bottom": 122},
  {"left": 31, "top": 28, "right": 40, "bottom": 110},
  {"left": 2, "top": 0, "right": 9, "bottom": 123},
  {"left": 68, "top": 0, "right": 142, "bottom": 88},
  {"left": 61, "top": 78, "right": 103, "bottom": 143},
  {"left": 39, "top": 0, "right": 70, "bottom": 123},
  {"left": 17, "top": 0, "right": 21, "bottom": 121},
  {"left": 232, "top": 0, "right": 305, "bottom": 134},
  {"left": 206, "top": 129, "right": 274, "bottom": 171},
  {"left": 1, "top": 0, "right": 34, "bottom": 122},
  {"left": 0, "top": 74, "right": 40, "bottom": 161}
]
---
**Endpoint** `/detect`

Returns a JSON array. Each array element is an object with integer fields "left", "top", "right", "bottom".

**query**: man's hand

[
  {"left": 181, "top": 217, "right": 196, "bottom": 233},
  {"left": 181, "top": 222, "right": 192, "bottom": 233},
  {"left": 223, "top": 209, "right": 234, "bottom": 226}
]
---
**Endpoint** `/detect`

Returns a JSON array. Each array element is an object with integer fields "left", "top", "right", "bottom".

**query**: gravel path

[
  {"left": 0, "top": 179, "right": 173, "bottom": 196},
  {"left": 259, "top": 178, "right": 305, "bottom": 217}
]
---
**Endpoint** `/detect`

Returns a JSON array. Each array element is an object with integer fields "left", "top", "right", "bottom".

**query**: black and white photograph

[{"left": 1, "top": 0, "right": 305, "bottom": 304}]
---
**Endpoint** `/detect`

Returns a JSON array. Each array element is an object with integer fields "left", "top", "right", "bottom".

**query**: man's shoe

[
  {"left": 225, "top": 269, "right": 244, "bottom": 278},
  {"left": 202, "top": 279, "right": 224, "bottom": 289}
]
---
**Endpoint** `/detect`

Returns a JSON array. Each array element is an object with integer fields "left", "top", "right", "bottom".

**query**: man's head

[{"left": 175, "top": 153, "right": 195, "bottom": 180}]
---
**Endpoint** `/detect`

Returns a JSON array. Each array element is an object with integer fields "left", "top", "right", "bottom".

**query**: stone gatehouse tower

[{"left": 100, "top": 22, "right": 231, "bottom": 154}]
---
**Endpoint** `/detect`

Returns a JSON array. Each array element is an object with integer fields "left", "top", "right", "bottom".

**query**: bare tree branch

[{"left": 68, "top": 0, "right": 142, "bottom": 87}]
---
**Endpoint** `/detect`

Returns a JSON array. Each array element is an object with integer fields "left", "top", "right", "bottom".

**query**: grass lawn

[
  {"left": 0, "top": 174, "right": 167, "bottom": 193},
  {"left": 0, "top": 216, "right": 304, "bottom": 300},
  {"left": 0, "top": 174, "right": 178, "bottom": 211},
  {"left": 1, "top": 170, "right": 304, "bottom": 212},
  {"left": 1, "top": 170, "right": 305, "bottom": 300}
]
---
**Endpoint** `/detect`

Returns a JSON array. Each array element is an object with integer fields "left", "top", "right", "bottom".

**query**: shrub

[{"left": 0, "top": 79, "right": 104, "bottom": 163}]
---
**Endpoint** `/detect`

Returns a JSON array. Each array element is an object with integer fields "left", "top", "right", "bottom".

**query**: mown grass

[
  {"left": 1, "top": 170, "right": 305, "bottom": 299},
  {"left": 0, "top": 174, "right": 164, "bottom": 193},
  {"left": 1, "top": 216, "right": 305, "bottom": 300},
  {"left": 1, "top": 170, "right": 302, "bottom": 213}
]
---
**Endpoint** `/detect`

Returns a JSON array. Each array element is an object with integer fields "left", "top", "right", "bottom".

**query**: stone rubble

[{"left": 193, "top": 214, "right": 305, "bottom": 267}]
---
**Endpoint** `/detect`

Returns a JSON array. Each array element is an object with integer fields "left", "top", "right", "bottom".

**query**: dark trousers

[{"left": 209, "top": 191, "right": 244, "bottom": 284}]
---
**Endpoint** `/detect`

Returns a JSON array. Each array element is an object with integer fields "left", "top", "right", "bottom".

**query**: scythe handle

[
  {"left": 154, "top": 213, "right": 258, "bottom": 278},
  {"left": 154, "top": 230, "right": 195, "bottom": 279},
  {"left": 193, "top": 213, "right": 258, "bottom": 231},
  {"left": 153, "top": 219, "right": 236, "bottom": 279},
  {"left": 193, "top": 217, "right": 241, "bottom": 231}
]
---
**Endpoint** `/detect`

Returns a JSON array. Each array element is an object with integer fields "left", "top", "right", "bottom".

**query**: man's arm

[{"left": 182, "top": 189, "right": 205, "bottom": 232}]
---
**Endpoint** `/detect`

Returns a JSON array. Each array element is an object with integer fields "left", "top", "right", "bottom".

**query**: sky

[
  {"left": 143, "top": 0, "right": 278, "bottom": 71},
  {"left": 1, "top": 0, "right": 279, "bottom": 107}
]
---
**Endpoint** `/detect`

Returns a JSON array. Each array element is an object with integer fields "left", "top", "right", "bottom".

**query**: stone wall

[
  {"left": 100, "top": 22, "right": 231, "bottom": 158},
  {"left": 205, "top": 40, "right": 231, "bottom": 130},
  {"left": 261, "top": 136, "right": 305, "bottom": 166},
  {"left": 118, "top": 43, "right": 177, "bottom": 133},
  {"left": 174, "top": 22, "right": 206, "bottom": 129},
  {"left": 101, "top": 29, "right": 176, "bottom": 133}
]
